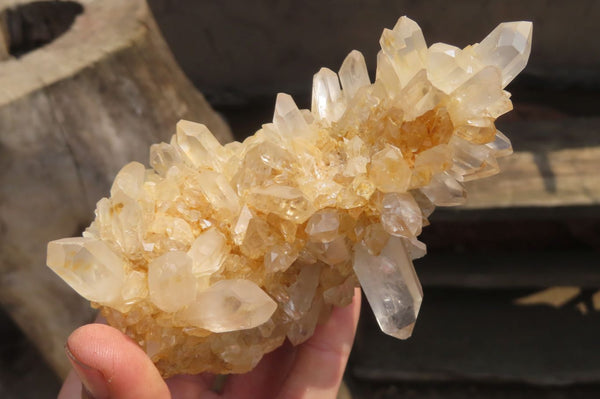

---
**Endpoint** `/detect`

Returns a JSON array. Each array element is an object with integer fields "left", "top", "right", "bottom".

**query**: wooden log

[{"left": 0, "top": 0, "right": 232, "bottom": 378}]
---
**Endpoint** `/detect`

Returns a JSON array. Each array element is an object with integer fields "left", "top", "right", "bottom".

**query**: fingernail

[{"left": 65, "top": 344, "right": 110, "bottom": 399}]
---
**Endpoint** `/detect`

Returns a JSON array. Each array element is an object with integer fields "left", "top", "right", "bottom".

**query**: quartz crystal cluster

[{"left": 47, "top": 17, "right": 532, "bottom": 376}]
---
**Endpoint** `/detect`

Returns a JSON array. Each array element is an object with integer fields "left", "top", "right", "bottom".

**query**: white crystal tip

[
  {"left": 475, "top": 20, "right": 533, "bottom": 87},
  {"left": 501, "top": 21, "right": 533, "bottom": 42}
]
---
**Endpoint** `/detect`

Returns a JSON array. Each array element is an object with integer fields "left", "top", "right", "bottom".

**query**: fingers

[
  {"left": 58, "top": 370, "right": 83, "bottom": 399},
  {"left": 59, "top": 291, "right": 361, "bottom": 399},
  {"left": 222, "top": 340, "right": 298, "bottom": 398},
  {"left": 165, "top": 374, "right": 219, "bottom": 399},
  {"left": 277, "top": 288, "right": 361, "bottom": 399},
  {"left": 63, "top": 323, "right": 171, "bottom": 399}
]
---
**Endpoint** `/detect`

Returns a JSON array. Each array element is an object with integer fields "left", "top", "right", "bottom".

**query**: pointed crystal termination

[
  {"left": 187, "top": 227, "right": 229, "bottom": 276},
  {"left": 354, "top": 237, "right": 423, "bottom": 339},
  {"left": 149, "top": 142, "right": 182, "bottom": 176},
  {"left": 420, "top": 171, "right": 467, "bottom": 206},
  {"left": 47, "top": 237, "right": 125, "bottom": 304},
  {"left": 474, "top": 21, "right": 533, "bottom": 88},
  {"left": 339, "top": 50, "right": 371, "bottom": 99},
  {"left": 148, "top": 251, "right": 197, "bottom": 313},
  {"left": 312, "top": 67, "right": 345, "bottom": 123},
  {"left": 486, "top": 130, "right": 513, "bottom": 157},
  {"left": 375, "top": 50, "right": 400, "bottom": 93},
  {"left": 176, "top": 120, "right": 225, "bottom": 171},
  {"left": 274, "top": 93, "right": 311, "bottom": 136},
  {"left": 180, "top": 279, "right": 277, "bottom": 333},
  {"left": 380, "top": 16, "right": 427, "bottom": 87}
]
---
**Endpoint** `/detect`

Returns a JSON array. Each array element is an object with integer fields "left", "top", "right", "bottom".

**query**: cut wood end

[{"left": 0, "top": 0, "right": 150, "bottom": 105}]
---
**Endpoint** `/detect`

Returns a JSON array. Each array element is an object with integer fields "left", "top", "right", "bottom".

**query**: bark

[{"left": 0, "top": 0, "right": 232, "bottom": 378}]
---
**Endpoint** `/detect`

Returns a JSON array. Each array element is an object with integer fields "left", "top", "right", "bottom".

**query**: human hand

[{"left": 58, "top": 288, "right": 361, "bottom": 399}]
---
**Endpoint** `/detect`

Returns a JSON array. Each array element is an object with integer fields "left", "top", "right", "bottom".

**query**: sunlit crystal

[
  {"left": 47, "top": 237, "right": 125, "bottom": 304},
  {"left": 176, "top": 120, "right": 226, "bottom": 171},
  {"left": 312, "top": 67, "right": 345, "bottom": 123},
  {"left": 274, "top": 93, "right": 311, "bottom": 137},
  {"left": 379, "top": 192, "right": 423, "bottom": 238},
  {"left": 474, "top": 21, "right": 533, "bottom": 87},
  {"left": 369, "top": 145, "right": 411, "bottom": 193},
  {"left": 179, "top": 279, "right": 277, "bottom": 333},
  {"left": 47, "top": 16, "right": 531, "bottom": 377},
  {"left": 339, "top": 50, "right": 371, "bottom": 99},
  {"left": 380, "top": 16, "right": 427, "bottom": 87},
  {"left": 187, "top": 227, "right": 229, "bottom": 276},
  {"left": 353, "top": 237, "right": 423, "bottom": 339},
  {"left": 264, "top": 242, "right": 297, "bottom": 273},
  {"left": 486, "top": 130, "right": 513, "bottom": 157},
  {"left": 148, "top": 251, "right": 197, "bottom": 313}
]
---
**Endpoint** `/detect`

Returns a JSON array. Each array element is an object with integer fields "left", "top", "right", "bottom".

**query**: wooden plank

[
  {"left": 462, "top": 118, "right": 600, "bottom": 209},
  {"left": 351, "top": 288, "right": 600, "bottom": 385}
]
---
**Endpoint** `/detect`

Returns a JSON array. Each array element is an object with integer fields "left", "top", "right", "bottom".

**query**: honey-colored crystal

[{"left": 47, "top": 16, "right": 532, "bottom": 376}]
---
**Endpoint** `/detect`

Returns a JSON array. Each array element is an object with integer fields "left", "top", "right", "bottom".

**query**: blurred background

[{"left": 1, "top": 0, "right": 599, "bottom": 398}]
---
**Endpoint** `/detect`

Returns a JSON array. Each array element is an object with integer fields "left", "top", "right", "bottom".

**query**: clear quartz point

[
  {"left": 180, "top": 279, "right": 277, "bottom": 333},
  {"left": 187, "top": 227, "right": 229, "bottom": 276},
  {"left": 274, "top": 93, "right": 311, "bottom": 136},
  {"left": 449, "top": 136, "right": 500, "bottom": 181},
  {"left": 176, "top": 120, "right": 225, "bottom": 171},
  {"left": 379, "top": 16, "right": 427, "bottom": 87},
  {"left": 427, "top": 43, "right": 483, "bottom": 94},
  {"left": 110, "top": 162, "right": 145, "bottom": 199},
  {"left": 420, "top": 171, "right": 467, "bottom": 206},
  {"left": 311, "top": 68, "right": 345, "bottom": 123},
  {"left": 47, "top": 237, "right": 125, "bottom": 304},
  {"left": 149, "top": 143, "right": 182, "bottom": 176},
  {"left": 353, "top": 236, "right": 423, "bottom": 339},
  {"left": 474, "top": 21, "right": 533, "bottom": 87},
  {"left": 379, "top": 192, "right": 423, "bottom": 238},
  {"left": 486, "top": 130, "right": 513, "bottom": 157},
  {"left": 339, "top": 50, "right": 371, "bottom": 99},
  {"left": 148, "top": 251, "right": 197, "bottom": 313},
  {"left": 375, "top": 50, "right": 400, "bottom": 96}
]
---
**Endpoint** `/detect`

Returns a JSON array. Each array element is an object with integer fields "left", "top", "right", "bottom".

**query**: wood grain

[{"left": 0, "top": 0, "right": 232, "bottom": 378}]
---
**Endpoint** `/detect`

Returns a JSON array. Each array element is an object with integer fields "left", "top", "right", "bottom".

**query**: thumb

[{"left": 62, "top": 323, "right": 170, "bottom": 399}]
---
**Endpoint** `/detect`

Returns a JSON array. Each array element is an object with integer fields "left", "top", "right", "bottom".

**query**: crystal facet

[
  {"left": 312, "top": 67, "right": 345, "bottom": 123},
  {"left": 353, "top": 237, "right": 423, "bottom": 339},
  {"left": 180, "top": 279, "right": 277, "bottom": 333},
  {"left": 474, "top": 21, "right": 533, "bottom": 87},
  {"left": 47, "top": 17, "right": 531, "bottom": 377},
  {"left": 339, "top": 50, "right": 371, "bottom": 99},
  {"left": 47, "top": 237, "right": 125, "bottom": 304},
  {"left": 148, "top": 251, "right": 197, "bottom": 312},
  {"left": 380, "top": 16, "right": 427, "bottom": 87}
]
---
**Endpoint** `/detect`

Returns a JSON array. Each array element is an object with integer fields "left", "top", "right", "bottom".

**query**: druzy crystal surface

[{"left": 47, "top": 17, "right": 532, "bottom": 376}]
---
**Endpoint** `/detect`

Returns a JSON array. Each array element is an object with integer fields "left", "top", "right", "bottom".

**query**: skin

[{"left": 58, "top": 288, "right": 361, "bottom": 399}]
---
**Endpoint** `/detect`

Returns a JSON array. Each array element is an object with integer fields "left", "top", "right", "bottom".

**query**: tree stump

[{"left": 0, "top": 0, "right": 232, "bottom": 378}]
